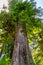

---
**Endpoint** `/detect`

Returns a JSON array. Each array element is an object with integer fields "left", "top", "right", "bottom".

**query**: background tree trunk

[{"left": 11, "top": 26, "right": 35, "bottom": 65}]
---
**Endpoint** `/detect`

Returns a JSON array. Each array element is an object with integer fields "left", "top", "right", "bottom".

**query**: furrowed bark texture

[{"left": 11, "top": 27, "right": 34, "bottom": 65}]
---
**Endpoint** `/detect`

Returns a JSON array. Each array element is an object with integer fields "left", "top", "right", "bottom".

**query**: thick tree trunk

[{"left": 11, "top": 26, "right": 34, "bottom": 65}]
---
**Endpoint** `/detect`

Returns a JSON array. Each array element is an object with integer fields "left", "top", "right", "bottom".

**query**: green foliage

[
  {"left": 29, "top": 23, "right": 43, "bottom": 65},
  {"left": 0, "top": 0, "right": 43, "bottom": 65},
  {"left": 3, "top": 34, "right": 14, "bottom": 56},
  {"left": 0, "top": 54, "right": 11, "bottom": 65}
]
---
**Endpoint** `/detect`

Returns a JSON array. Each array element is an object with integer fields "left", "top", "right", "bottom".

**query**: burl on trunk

[{"left": 11, "top": 27, "right": 34, "bottom": 65}]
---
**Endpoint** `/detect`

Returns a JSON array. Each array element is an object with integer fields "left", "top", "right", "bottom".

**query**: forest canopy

[{"left": 0, "top": 0, "right": 43, "bottom": 65}]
